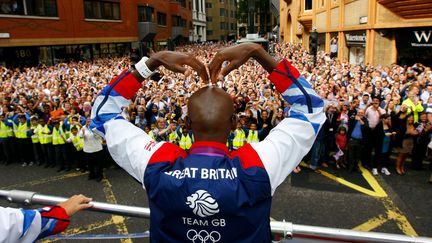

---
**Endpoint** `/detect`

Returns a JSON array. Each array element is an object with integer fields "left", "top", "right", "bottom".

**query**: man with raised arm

[{"left": 91, "top": 43, "right": 326, "bottom": 242}]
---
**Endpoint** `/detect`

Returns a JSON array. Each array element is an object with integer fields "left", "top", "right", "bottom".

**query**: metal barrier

[{"left": 1, "top": 189, "right": 431, "bottom": 243}]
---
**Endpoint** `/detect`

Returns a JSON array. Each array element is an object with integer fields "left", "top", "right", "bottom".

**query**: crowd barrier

[{"left": 1, "top": 190, "right": 431, "bottom": 242}]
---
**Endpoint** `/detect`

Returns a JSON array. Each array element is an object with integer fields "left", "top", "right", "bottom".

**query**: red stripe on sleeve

[
  {"left": 109, "top": 69, "right": 142, "bottom": 100},
  {"left": 230, "top": 144, "right": 264, "bottom": 169},
  {"left": 40, "top": 206, "right": 70, "bottom": 234},
  {"left": 267, "top": 59, "right": 300, "bottom": 94},
  {"left": 148, "top": 142, "right": 187, "bottom": 165}
]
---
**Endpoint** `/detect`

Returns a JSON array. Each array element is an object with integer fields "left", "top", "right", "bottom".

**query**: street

[{"left": 0, "top": 161, "right": 431, "bottom": 242}]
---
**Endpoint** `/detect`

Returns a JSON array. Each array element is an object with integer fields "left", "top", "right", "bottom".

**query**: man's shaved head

[{"left": 188, "top": 86, "right": 234, "bottom": 143}]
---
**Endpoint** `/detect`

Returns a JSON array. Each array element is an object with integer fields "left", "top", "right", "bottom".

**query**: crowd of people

[{"left": 0, "top": 42, "right": 431, "bottom": 183}]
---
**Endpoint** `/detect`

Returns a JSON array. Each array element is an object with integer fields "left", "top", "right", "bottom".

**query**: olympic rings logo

[{"left": 186, "top": 229, "right": 221, "bottom": 243}]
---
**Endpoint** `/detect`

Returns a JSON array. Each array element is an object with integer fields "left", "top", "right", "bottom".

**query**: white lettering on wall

[{"left": 414, "top": 31, "right": 431, "bottom": 43}]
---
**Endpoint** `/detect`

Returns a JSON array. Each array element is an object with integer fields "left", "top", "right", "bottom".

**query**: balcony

[
  {"left": 138, "top": 22, "right": 157, "bottom": 42},
  {"left": 377, "top": 0, "right": 432, "bottom": 19},
  {"left": 298, "top": 14, "right": 313, "bottom": 29},
  {"left": 172, "top": 26, "right": 184, "bottom": 39}
]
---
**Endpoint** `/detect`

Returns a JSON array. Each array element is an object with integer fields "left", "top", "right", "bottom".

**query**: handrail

[{"left": 1, "top": 190, "right": 431, "bottom": 243}]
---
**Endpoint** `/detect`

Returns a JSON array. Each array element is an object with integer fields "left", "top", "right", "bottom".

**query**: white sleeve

[
  {"left": 104, "top": 118, "right": 164, "bottom": 186},
  {"left": 251, "top": 60, "right": 326, "bottom": 195},
  {"left": 0, "top": 207, "right": 41, "bottom": 243}
]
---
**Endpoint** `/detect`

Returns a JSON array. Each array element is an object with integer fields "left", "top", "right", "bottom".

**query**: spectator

[
  {"left": 347, "top": 109, "right": 369, "bottom": 172},
  {"left": 395, "top": 114, "right": 418, "bottom": 175},
  {"left": 81, "top": 118, "right": 104, "bottom": 181}
]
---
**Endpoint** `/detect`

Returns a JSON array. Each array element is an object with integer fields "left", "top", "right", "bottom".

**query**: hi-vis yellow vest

[
  {"left": 0, "top": 121, "right": 13, "bottom": 138},
  {"left": 179, "top": 134, "right": 193, "bottom": 150},
  {"left": 14, "top": 123, "right": 29, "bottom": 139},
  {"left": 246, "top": 130, "right": 259, "bottom": 143},
  {"left": 169, "top": 131, "right": 178, "bottom": 143},
  {"left": 232, "top": 129, "right": 246, "bottom": 148},
  {"left": 31, "top": 125, "right": 39, "bottom": 143},
  {"left": 70, "top": 134, "right": 84, "bottom": 151},
  {"left": 148, "top": 131, "right": 155, "bottom": 140},
  {"left": 52, "top": 126, "right": 65, "bottom": 145},
  {"left": 38, "top": 125, "right": 52, "bottom": 144}
]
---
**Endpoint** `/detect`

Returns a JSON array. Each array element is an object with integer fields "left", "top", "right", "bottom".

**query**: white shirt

[{"left": 81, "top": 126, "right": 103, "bottom": 153}]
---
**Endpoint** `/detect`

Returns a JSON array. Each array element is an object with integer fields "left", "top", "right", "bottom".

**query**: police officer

[
  {"left": 0, "top": 113, "right": 14, "bottom": 165},
  {"left": 38, "top": 118, "right": 54, "bottom": 168},
  {"left": 91, "top": 44, "right": 325, "bottom": 242}
]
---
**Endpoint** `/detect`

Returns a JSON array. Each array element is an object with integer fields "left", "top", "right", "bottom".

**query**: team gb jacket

[
  {"left": 0, "top": 206, "right": 69, "bottom": 243},
  {"left": 91, "top": 59, "right": 326, "bottom": 243}
]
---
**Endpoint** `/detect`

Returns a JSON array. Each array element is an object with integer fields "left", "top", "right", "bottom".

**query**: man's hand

[
  {"left": 208, "top": 43, "right": 278, "bottom": 84},
  {"left": 58, "top": 194, "right": 93, "bottom": 217},
  {"left": 145, "top": 51, "right": 209, "bottom": 83}
]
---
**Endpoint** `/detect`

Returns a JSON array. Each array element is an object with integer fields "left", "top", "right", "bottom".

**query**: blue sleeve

[
  {"left": 63, "top": 117, "right": 71, "bottom": 130},
  {"left": 11, "top": 114, "right": 19, "bottom": 125},
  {"left": 4, "top": 118, "right": 13, "bottom": 127},
  {"left": 80, "top": 116, "right": 86, "bottom": 126},
  {"left": 176, "top": 126, "right": 182, "bottom": 137}
]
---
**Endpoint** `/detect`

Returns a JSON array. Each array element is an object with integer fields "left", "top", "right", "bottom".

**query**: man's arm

[
  {"left": 91, "top": 52, "right": 208, "bottom": 184},
  {"left": 209, "top": 43, "right": 326, "bottom": 195},
  {"left": 0, "top": 195, "right": 91, "bottom": 242},
  {"left": 252, "top": 59, "right": 326, "bottom": 194}
]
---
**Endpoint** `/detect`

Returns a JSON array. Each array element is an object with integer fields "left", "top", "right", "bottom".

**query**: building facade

[
  {"left": 0, "top": 0, "right": 192, "bottom": 67},
  {"left": 280, "top": 0, "right": 432, "bottom": 66},
  {"left": 205, "top": 0, "right": 237, "bottom": 42},
  {"left": 237, "top": 0, "right": 279, "bottom": 39},
  {"left": 192, "top": 0, "right": 206, "bottom": 42}
]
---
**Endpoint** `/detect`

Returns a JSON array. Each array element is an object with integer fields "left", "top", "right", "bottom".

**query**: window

[
  {"left": 220, "top": 22, "right": 225, "bottom": 30},
  {"left": 207, "top": 30, "right": 213, "bottom": 36},
  {"left": 220, "top": 8, "right": 225, "bottom": 16},
  {"left": 205, "top": 2, "right": 212, "bottom": 8},
  {"left": 157, "top": 12, "right": 166, "bottom": 26},
  {"left": 206, "top": 16, "right": 212, "bottom": 22},
  {"left": 219, "top": 0, "right": 224, "bottom": 2},
  {"left": 138, "top": 6, "right": 154, "bottom": 22},
  {"left": 304, "top": 0, "right": 312, "bottom": 10},
  {"left": 84, "top": 0, "right": 120, "bottom": 20},
  {"left": 172, "top": 16, "right": 186, "bottom": 27},
  {"left": 0, "top": 0, "right": 57, "bottom": 17},
  {"left": 173, "top": 0, "right": 186, "bottom": 7},
  {"left": 231, "top": 23, "right": 235, "bottom": 30}
]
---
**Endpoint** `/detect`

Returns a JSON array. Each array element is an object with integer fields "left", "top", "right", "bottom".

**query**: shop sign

[
  {"left": 396, "top": 28, "right": 432, "bottom": 48},
  {"left": 345, "top": 31, "right": 366, "bottom": 46},
  {"left": 411, "top": 30, "right": 431, "bottom": 47}
]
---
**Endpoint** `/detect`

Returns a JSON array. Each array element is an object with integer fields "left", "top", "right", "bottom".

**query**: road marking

[
  {"left": 1, "top": 171, "right": 87, "bottom": 190},
  {"left": 381, "top": 197, "right": 418, "bottom": 236},
  {"left": 101, "top": 177, "right": 132, "bottom": 243},
  {"left": 352, "top": 215, "right": 388, "bottom": 231},
  {"left": 358, "top": 165, "right": 387, "bottom": 197},
  {"left": 300, "top": 162, "right": 417, "bottom": 235},
  {"left": 41, "top": 219, "right": 115, "bottom": 243},
  {"left": 316, "top": 168, "right": 384, "bottom": 197}
]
